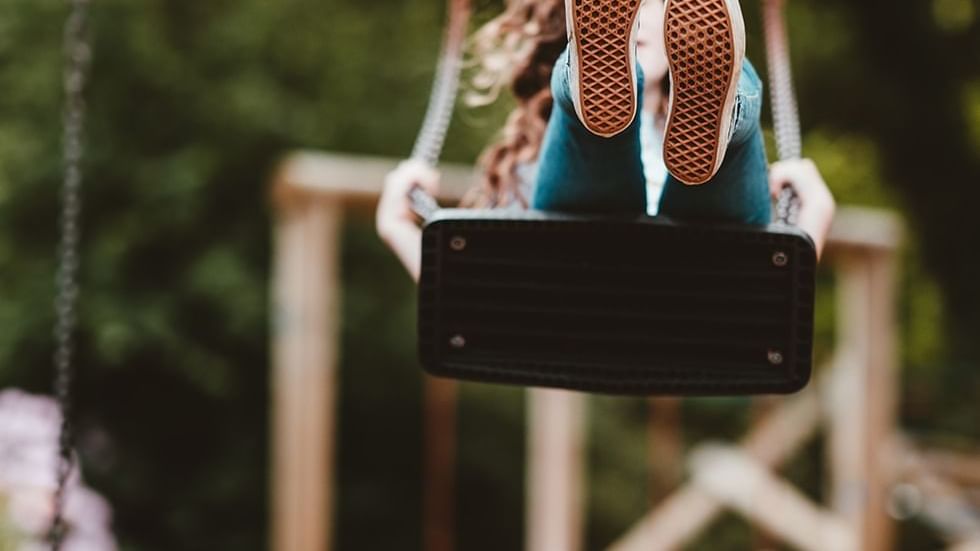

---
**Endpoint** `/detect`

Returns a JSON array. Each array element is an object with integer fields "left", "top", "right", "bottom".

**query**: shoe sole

[
  {"left": 663, "top": 0, "right": 742, "bottom": 185},
  {"left": 570, "top": 0, "right": 642, "bottom": 137}
]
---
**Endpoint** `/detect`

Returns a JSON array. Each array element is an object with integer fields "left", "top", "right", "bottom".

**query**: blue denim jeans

[{"left": 533, "top": 48, "right": 771, "bottom": 225}]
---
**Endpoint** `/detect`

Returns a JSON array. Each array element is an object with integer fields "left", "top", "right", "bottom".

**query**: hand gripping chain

[{"left": 763, "top": 0, "right": 803, "bottom": 225}]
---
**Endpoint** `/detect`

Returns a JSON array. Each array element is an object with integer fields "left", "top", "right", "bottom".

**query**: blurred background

[{"left": 0, "top": 0, "right": 978, "bottom": 549}]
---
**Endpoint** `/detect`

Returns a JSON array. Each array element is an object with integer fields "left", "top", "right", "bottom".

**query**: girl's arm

[
  {"left": 379, "top": 158, "right": 835, "bottom": 277},
  {"left": 769, "top": 159, "right": 836, "bottom": 260},
  {"left": 376, "top": 160, "right": 441, "bottom": 282}
]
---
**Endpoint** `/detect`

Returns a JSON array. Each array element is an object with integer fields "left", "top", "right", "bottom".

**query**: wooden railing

[{"left": 268, "top": 151, "right": 978, "bottom": 551}]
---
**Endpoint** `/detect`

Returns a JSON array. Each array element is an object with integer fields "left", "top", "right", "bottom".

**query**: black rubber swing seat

[{"left": 418, "top": 209, "right": 817, "bottom": 396}]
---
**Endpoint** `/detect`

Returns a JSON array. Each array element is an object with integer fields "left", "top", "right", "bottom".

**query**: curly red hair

[{"left": 462, "top": 0, "right": 566, "bottom": 208}]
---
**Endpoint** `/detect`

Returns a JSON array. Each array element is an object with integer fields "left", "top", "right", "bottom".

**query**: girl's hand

[
  {"left": 376, "top": 160, "right": 441, "bottom": 281},
  {"left": 769, "top": 158, "right": 836, "bottom": 259},
  {"left": 376, "top": 160, "right": 440, "bottom": 239}
]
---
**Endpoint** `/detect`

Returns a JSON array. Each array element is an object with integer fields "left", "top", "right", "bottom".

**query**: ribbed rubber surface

[
  {"left": 664, "top": 0, "right": 737, "bottom": 184},
  {"left": 571, "top": 0, "right": 641, "bottom": 136},
  {"left": 419, "top": 211, "right": 817, "bottom": 396}
]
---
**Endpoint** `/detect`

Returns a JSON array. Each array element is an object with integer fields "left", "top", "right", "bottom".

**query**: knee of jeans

[
  {"left": 551, "top": 48, "right": 575, "bottom": 113},
  {"left": 732, "top": 60, "right": 763, "bottom": 145}
]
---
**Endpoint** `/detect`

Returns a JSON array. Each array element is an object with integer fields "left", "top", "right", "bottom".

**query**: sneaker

[
  {"left": 663, "top": 0, "right": 745, "bottom": 185},
  {"left": 566, "top": 0, "right": 643, "bottom": 137}
]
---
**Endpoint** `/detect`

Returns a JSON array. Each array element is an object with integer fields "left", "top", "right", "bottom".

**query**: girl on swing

[{"left": 378, "top": 0, "right": 835, "bottom": 280}]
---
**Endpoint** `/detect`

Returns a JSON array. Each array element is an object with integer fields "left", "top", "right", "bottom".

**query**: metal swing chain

[
  {"left": 408, "top": 0, "right": 472, "bottom": 221},
  {"left": 49, "top": 0, "right": 92, "bottom": 547},
  {"left": 763, "top": 0, "right": 803, "bottom": 226},
  {"left": 408, "top": 4, "right": 471, "bottom": 548}
]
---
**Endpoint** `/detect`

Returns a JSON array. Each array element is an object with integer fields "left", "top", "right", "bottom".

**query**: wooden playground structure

[{"left": 269, "top": 152, "right": 980, "bottom": 551}]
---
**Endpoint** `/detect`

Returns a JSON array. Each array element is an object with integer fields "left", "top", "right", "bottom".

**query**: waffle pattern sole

[
  {"left": 571, "top": 0, "right": 642, "bottom": 136},
  {"left": 663, "top": 0, "right": 738, "bottom": 184}
]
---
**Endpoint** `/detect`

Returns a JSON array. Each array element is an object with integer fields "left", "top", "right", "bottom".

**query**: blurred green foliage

[{"left": 0, "top": 0, "right": 977, "bottom": 549}]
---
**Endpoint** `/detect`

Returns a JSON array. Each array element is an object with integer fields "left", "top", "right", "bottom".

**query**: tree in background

[{"left": 792, "top": 0, "right": 980, "bottom": 434}]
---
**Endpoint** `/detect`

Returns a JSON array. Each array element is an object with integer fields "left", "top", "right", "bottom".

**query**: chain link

[{"left": 49, "top": 0, "right": 91, "bottom": 548}]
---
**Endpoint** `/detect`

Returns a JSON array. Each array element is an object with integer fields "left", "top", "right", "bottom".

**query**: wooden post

[
  {"left": 271, "top": 198, "right": 342, "bottom": 551},
  {"left": 423, "top": 377, "right": 458, "bottom": 551},
  {"left": 826, "top": 257, "right": 871, "bottom": 532},
  {"left": 648, "top": 398, "right": 684, "bottom": 504},
  {"left": 831, "top": 247, "right": 898, "bottom": 551},
  {"left": 748, "top": 397, "right": 780, "bottom": 550},
  {"left": 526, "top": 389, "right": 586, "bottom": 551},
  {"left": 865, "top": 250, "right": 899, "bottom": 551},
  {"left": 268, "top": 153, "right": 474, "bottom": 551}
]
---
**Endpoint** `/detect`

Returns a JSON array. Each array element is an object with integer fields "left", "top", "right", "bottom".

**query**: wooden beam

[
  {"left": 270, "top": 151, "right": 904, "bottom": 253},
  {"left": 608, "top": 384, "right": 823, "bottom": 551},
  {"left": 272, "top": 151, "right": 475, "bottom": 207},
  {"left": 826, "top": 207, "right": 903, "bottom": 253},
  {"left": 526, "top": 389, "right": 586, "bottom": 551},
  {"left": 898, "top": 441, "right": 980, "bottom": 544},
  {"left": 923, "top": 450, "right": 980, "bottom": 487},
  {"left": 689, "top": 445, "right": 858, "bottom": 551},
  {"left": 271, "top": 198, "right": 342, "bottom": 551},
  {"left": 949, "top": 540, "right": 980, "bottom": 551}
]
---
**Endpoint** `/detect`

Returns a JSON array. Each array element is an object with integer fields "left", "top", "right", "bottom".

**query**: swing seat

[{"left": 418, "top": 209, "right": 817, "bottom": 396}]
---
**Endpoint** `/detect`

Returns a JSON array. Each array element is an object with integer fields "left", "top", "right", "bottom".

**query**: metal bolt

[
  {"left": 449, "top": 236, "right": 467, "bottom": 251},
  {"left": 772, "top": 251, "right": 789, "bottom": 267},
  {"left": 449, "top": 334, "right": 466, "bottom": 349},
  {"left": 767, "top": 349, "right": 784, "bottom": 366}
]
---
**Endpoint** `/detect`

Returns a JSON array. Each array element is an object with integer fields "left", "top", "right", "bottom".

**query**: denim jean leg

[
  {"left": 657, "top": 59, "right": 771, "bottom": 225},
  {"left": 532, "top": 48, "right": 647, "bottom": 214}
]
